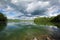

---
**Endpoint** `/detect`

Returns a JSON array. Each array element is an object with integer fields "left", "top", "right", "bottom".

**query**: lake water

[{"left": 0, "top": 21, "right": 60, "bottom": 40}]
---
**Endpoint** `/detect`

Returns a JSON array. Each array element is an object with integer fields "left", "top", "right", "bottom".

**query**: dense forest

[
  {"left": 34, "top": 15, "right": 60, "bottom": 26},
  {"left": 0, "top": 12, "right": 7, "bottom": 23},
  {"left": 51, "top": 15, "right": 60, "bottom": 23},
  {"left": 0, "top": 12, "right": 7, "bottom": 31}
]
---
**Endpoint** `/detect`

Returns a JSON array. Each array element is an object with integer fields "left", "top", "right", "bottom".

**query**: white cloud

[
  {"left": 18, "top": 16, "right": 36, "bottom": 20},
  {"left": 46, "top": 6, "right": 60, "bottom": 17},
  {"left": 26, "top": 1, "right": 50, "bottom": 13},
  {"left": 11, "top": 0, "right": 18, "bottom": 4},
  {"left": 0, "top": 0, "right": 60, "bottom": 19}
]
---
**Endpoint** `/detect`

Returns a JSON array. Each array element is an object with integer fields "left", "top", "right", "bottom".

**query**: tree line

[
  {"left": 34, "top": 15, "right": 60, "bottom": 26},
  {"left": 0, "top": 12, "right": 7, "bottom": 23}
]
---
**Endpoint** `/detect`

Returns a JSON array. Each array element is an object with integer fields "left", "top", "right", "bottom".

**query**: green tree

[
  {"left": 0, "top": 12, "right": 7, "bottom": 31},
  {"left": 0, "top": 12, "right": 7, "bottom": 22},
  {"left": 51, "top": 15, "right": 60, "bottom": 23}
]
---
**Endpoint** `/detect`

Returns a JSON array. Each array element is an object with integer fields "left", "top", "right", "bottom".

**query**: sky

[{"left": 0, "top": 0, "right": 60, "bottom": 20}]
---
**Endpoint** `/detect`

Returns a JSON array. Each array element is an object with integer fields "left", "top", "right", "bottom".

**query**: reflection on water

[
  {"left": 53, "top": 23, "right": 60, "bottom": 28},
  {"left": 0, "top": 21, "right": 60, "bottom": 40},
  {"left": 0, "top": 22, "right": 7, "bottom": 31}
]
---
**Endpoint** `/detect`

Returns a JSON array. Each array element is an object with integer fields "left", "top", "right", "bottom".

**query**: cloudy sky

[{"left": 0, "top": 0, "right": 60, "bottom": 20}]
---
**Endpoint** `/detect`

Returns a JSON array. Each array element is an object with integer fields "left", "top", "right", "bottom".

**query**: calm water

[{"left": 0, "top": 21, "right": 60, "bottom": 40}]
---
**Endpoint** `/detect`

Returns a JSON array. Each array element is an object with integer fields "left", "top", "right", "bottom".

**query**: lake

[{"left": 0, "top": 21, "right": 60, "bottom": 40}]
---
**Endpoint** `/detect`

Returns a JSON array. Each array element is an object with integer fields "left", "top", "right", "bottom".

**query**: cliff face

[{"left": 0, "top": 12, "right": 7, "bottom": 23}]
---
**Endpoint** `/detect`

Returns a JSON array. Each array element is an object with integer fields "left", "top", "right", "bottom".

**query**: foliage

[
  {"left": 34, "top": 17, "right": 54, "bottom": 25},
  {"left": 51, "top": 15, "right": 60, "bottom": 23},
  {"left": 0, "top": 12, "right": 7, "bottom": 31},
  {"left": 8, "top": 19, "right": 20, "bottom": 22},
  {"left": 34, "top": 15, "right": 60, "bottom": 28},
  {"left": 8, "top": 19, "right": 33, "bottom": 22},
  {"left": 0, "top": 12, "right": 7, "bottom": 22}
]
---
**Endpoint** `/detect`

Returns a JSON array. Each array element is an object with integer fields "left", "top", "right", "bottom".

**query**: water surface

[{"left": 0, "top": 21, "right": 60, "bottom": 40}]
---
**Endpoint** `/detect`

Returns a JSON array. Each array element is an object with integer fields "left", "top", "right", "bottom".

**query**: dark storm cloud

[{"left": 31, "top": 9, "right": 46, "bottom": 15}]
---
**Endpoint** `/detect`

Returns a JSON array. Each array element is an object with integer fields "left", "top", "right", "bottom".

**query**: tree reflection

[
  {"left": 53, "top": 23, "right": 60, "bottom": 28},
  {"left": 0, "top": 12, "right": 7, "bottom": 31},
  {"left": 0, "top": 22, "right": 7, "bottom": 31}
]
